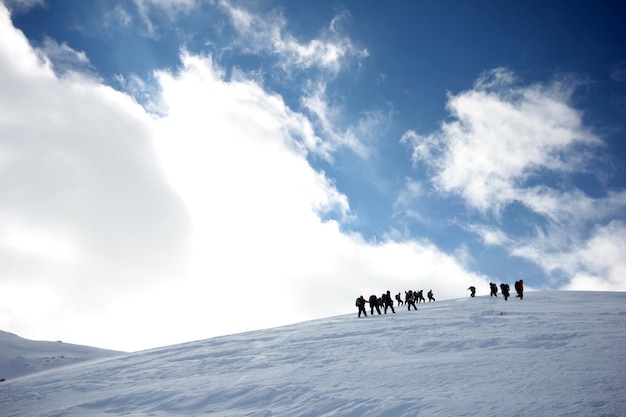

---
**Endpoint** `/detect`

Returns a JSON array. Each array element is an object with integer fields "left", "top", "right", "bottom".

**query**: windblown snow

[{"left": 1, "top": 291, "right": 625, "bottom": 416}]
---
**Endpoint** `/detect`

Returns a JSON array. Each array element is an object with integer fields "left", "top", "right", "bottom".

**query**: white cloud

[
  {"left": 219, "top": 1, "right": 368, "bottom": 75},
  {"left": 515, "top": 221, "right": 626, "bottom": 291},
  {"left": 0, "top": 5, "right": 191, "bottom": 315},
  {"left": 114, "top": 72, "right": 168, "bottom": 115},
  {"left": 36, "top": 36, "right": 93, "bottom": 76},
  {"left": 465, "top": 224, "right": 510, "bottom": 246},
  {"left": 402, "top": 68, "right": 626, "bottom": 291},
  {"left": 300, "top": 81, "right": 373, "bottom": 158},
  {"left": 402, "top": 68, "right": 602, "bottom": 214},
  {"left": 131, "top": 0, "right": 197, "bottom": 35},
  {"left": 519, "top": 187, "right": 626, "bottom": 223},
  {"left": 104, "top": 5, "right": 133, "bottom": 27},
  {"left": 0, "top": 5, "right": 486, "bottom": 350},
  {"left": 145, "top": 51, "right": 487, "bottom": 348}
]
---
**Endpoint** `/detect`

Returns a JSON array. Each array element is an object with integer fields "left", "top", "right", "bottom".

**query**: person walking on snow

[
  {"left": 383, "top": 290, "right": 396, "bottom": 314},
  {"left": 468, "top": 286, "right": 476, "bottom": 297},
  {"left": 515, "top": 280, "right": 524, "bottom": 300},
  {"left": 369, "top": 294, "right": 381, "bottom": 315},
  {"left": 500, "top": 283, "right": 510, "bottom": 301},
  {"left": 490, "top": 282, "right": 498, "bottom": 297},
  {"left": 356, "top": 295, "right": 368, "bottom": 317},
  {"left": 406, "top": 290, "right": 418, "bottom": 311},
  {"left": 395, "top": 292, "right": 404, "bottom": 306},
  {"left": 427, "top": 290, "right": 435, "bottom": 302}
]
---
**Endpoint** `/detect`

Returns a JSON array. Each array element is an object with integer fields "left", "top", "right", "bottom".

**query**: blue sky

[{"left": 1, "top": 0, "right": 626, "bottom": 351}]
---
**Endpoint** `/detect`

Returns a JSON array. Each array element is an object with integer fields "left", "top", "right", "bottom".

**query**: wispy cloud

[
  {"left": 219, "top": 1, "right": 368, "bottom": 76},
  {"left": 36, "top": 36, "right": 94, "bottom": 77},
  {"left": 131, "top": 0, "right": 196, "bottom": 36},
  {"left": 464, "top": 224, "right": 510, "bottom": 246},
  {"left": 301, "top": 81, "right": 389, "bottom": 159},
  {"left": 118, "top": 1, "right": 374, "bottom": 161},
  {"left": 2, "top": 0, "right": 45, "bottom": 13},
  {"left": 104, "top": 4, "right": 133, "bottom": 28},
  {"left": 402, "top": 68, "right": 626, "bottom": 290}
]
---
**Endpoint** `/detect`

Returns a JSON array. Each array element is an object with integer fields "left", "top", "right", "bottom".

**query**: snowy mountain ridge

[{"left": 1, "top": 291, "right": 625, "bottom": 416}]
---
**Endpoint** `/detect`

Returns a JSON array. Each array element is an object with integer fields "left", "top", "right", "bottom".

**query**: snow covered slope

[
  {"left": 0, "top": 330, "right": 123, "bottom": 380},
  {"left": 1, "top": 291, "right": 625, "bottom": 416}
]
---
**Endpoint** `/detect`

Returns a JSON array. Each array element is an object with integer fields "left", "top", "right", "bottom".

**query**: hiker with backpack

[
  {"left": 369, "top": 294, "right": 382, "bottom": 315},
  {"left": 356, "top": 295, "right": 368, "bottom": 317},
  {"left": 427, "top": 290, "right": 435, "bottom": 302},
  {"left": 515, "top": 280, "right": 524, "bottom": 300},
  {"left": 395, "top": 292, "right": 404, "bottom": 306},
  {"left": 500, "top": 283, "right": 510, "bottom": 301},
  {"left": 382, "top": 290, "right": 396, "bottom": 314},
  {"left": 490, "top": 282, "right": 498, "bottom": 297},
  {"left": 406, "top": 290, "right": 418, "bottom": 311},
  {"left": 468, "top": 286, "right": 476, "bottom": 297}
]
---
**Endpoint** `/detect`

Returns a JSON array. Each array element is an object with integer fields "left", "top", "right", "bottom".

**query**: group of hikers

[
  {"left": 357, "top": 281, "right": 525, "bottom": 317},
  {"left": 467, "top": 279, "right": 524, "bottom": 300},
  {"left": 355, "top": 289, "right": 436, "bottom": 317}
]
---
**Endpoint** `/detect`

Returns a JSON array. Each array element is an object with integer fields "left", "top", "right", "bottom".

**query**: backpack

[{"left": 355, "top": 298, "right": 361, "bottom": 307}]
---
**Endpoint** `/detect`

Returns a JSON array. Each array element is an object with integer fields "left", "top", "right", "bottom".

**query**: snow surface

[
  {"left": 0, "top": 330, "right": 122, "bottom": 380},
  {"left": 1, "top": 291, "right": 625, "bottom": 416}
]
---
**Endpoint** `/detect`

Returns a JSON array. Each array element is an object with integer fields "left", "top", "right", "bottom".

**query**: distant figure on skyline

[
  {"left": 395, "top": 292, "right": 404, "bottom": 306},
  {"left": 416, "top": 290, "right": 426, "bottom": 303},
  {"left": 356, "top": 296, "right": 367, "bottom": 317},
  {"left": 406, "top": 290, "right": 418, "bottom": 311},
  {"left": 515, "top": 280, "right": 524, "bottom": 300},
  {"left": 500, "top": 283, "right": 510, "bottom": 301},
  {"left": 427, "top": 290, "right": 435, "bottom": 302},
  {"left": 490, "top": 282, "right": 498, "bottom": 297},
  {"left": 369, "top": 294, "right": 381, "bottom": 315},
  {"left": 468, "top": 286, "right": 476, "bottom": 297},
  {"left": 383, "top": 290, "right": 396, "bottom": 314}
]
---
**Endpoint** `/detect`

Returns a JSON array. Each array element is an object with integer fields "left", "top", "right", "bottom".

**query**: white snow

[
  {"left": 1, "top": 291, "right": 625, "bottom": 416},
  {"left": 0, "top": 330, "right": 122, "bottom": 381}
]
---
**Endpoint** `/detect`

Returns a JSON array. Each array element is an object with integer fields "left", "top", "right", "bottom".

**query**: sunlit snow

[{"left": 1, "top": 291, "right": 625, "bottom": 416}]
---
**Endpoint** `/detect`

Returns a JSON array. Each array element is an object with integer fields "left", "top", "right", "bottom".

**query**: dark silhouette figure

[
  {"left": 406, "top": 290, "right": 418, "bottom": 311},
  {"left": 416, "top": 290, "right": 426, "bottom": 303},
  {"left": 490, "top": 282, "right": 498, "bottom": 297},
  {"left": 395, "top": 292, "right": 404, "bottom": 306},
  {"left": 356, "top": 295, "right": 368, "bottom": 317},
  {"left": 515, "top": 280, "right": 524, "bottom": 300},
  {"left": 500, "top": 283, "right": 510, "bottom": 301},
  {"left": 468, "top": 286, "right": 476, "bottom": 297},
  {"left": 369, "top": 294, "right": 382, "bottom": 315},
  {"left": 382, "top": 290, "right": 396, "bottom": 314},
  {"left": 427, "top": 290, "right": 435, "bottom": 302}
]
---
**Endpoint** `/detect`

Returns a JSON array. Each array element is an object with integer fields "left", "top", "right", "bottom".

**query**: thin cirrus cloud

[{"left": 219, "top": 1, "right": 368, "bottom": 75}]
